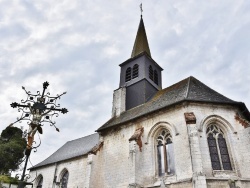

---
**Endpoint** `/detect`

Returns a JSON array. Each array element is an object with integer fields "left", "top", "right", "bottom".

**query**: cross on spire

[{"left": 140, "top": 3, "right": 143, "bottom": 17}]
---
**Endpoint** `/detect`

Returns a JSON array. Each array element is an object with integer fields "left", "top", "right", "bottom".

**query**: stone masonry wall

[
  {"left": 29, "top": 165, "right": 55, "bottom": 188},
  {"left": 186, "top": 103, "right": 250, "bottom": 187},
  {"left": 28, "top": 102, "right": 250, "bottom": 188},
  {"left": 135, "top": 105, "right": 193, "bottom": 187},
  {"left": 90, "top": 102, "right": 250, "bottom": 187},
  {"left": 29, "top": 156, "right": 88, "bottom": 188},
  {"left": 90, "top": 104, "right": 194, "bottom": 188}
]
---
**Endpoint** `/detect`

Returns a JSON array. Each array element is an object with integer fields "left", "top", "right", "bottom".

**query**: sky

[{"left": 0, "top": 0, "right": 250, "bottom": 174}]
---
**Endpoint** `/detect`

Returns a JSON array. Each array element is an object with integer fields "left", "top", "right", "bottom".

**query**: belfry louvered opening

[
  {"left": 132, "top": 64, "right": 139, "bottom": 78},
  {"left": 154, "top": 70, "right": 158, "bottom": 85},
  {"left": 125, "top": 67, "right": 132, "bottom": 82},
  {"left": 149, "top": 65, "right": 153, "bottom": 80},
  {"left": 149, "top": 65, "right": 159, "bottom": 85}
]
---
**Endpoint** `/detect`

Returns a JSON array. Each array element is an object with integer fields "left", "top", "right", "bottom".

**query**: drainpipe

[{"left": 52, "top": 163, "right": 58, "bottom": 188}]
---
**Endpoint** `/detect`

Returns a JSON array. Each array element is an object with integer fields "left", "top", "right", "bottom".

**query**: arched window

[
  {"left": 61, "top": 170, "right": 69, "bottom": 188},
  {"left": 206, "top": 125, "right": 232, "bottom": 170},
  {"left": 125, "top": 67, "right": 132, "bottom": 82},
  {"left": 156, "top": 129, "right": 175, "bottom": 176},
  {"left": 132, "top": 64, "right": 139, "bottom": 79},
  {"left": 36, "top": 175, "right": 43, "bottom": 188},
  {"left": 149, "top": 65, "right": 153, "bottom": 80},
  {"left": 154, "top": 70, "right": 158, "bottom": 85}
]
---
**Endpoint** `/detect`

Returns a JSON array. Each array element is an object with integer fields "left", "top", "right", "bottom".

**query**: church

[{"left": 29, "top": 15, "right": 250, "bottom": 188}]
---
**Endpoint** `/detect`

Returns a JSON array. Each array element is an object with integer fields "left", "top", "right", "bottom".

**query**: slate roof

[
  {"left": 30, "top": 133, "right": 99, "bottom": 170},
  {"left": 97, "top": 76, "right": 250, "bottom": 132},
  {"left": 131, "top": 16, "right": 151, "bottom": 58}
]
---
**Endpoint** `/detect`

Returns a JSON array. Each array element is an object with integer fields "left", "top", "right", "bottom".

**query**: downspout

[
  {"left": 186, "top": 125, "right": 194, "bottom": 186},
  {"left": 52, "top": 162, "right": 58, "bottom": 188}
]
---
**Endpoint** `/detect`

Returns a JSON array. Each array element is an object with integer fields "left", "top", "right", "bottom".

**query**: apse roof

[
  {"left": 97, "top": 76, "right": 249, "bottom": 132},
  {"left": 30, "top": 133, "right": 99, "bottom": 170}
]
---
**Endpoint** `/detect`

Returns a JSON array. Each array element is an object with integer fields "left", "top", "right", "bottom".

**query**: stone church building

[{"left": 29, "top": 16, "right": 250, "bottom": 188}]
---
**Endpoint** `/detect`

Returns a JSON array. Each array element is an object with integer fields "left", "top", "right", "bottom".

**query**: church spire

[
  {"left": 131, "top": 16, "right": 151, "bottom": 58},
  {"left": 112, "top": 6, "right": 162, "bottom": 113}
]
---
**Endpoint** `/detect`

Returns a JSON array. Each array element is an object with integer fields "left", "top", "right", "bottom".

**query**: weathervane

[
  {"left": 10, "top": 81, "right": 68, "bottom": 188},
  {"left": 140, "top": 3, "right": 143, "bottom": 17}
]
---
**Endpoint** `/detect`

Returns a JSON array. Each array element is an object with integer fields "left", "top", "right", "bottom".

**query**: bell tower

[{"left": 112, "top": 16, "right": 163, "bottom": 117}]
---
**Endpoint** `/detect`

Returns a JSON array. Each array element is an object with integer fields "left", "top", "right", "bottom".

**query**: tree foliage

[
  {"left": 0, "top": 175, "right": 18, "bottom": 184},
  {"left": 0, "top": 127, "right": 26, "bottom": 174}
]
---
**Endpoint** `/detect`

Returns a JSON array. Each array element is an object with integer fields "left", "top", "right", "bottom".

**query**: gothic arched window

[
  {"left": 154, "top": 70, "right": 158, "bottom": 85},
  {"left": 61, "top": 170, "right": 69, "bottom": 188},
  {"left": 132, "top": 64, "right": 139, "bottom": 79},
  {"left": 36, "top": 175, "right": 43, "bottom": 188},
  {"left": 149, "top": 65, "right": 153, "bottom": 80},
  {"left": 156, "top": 129, "right": 175, "bottom": 176},
  {"left": 125, "top": 67, "right": 132, "bottom": 82},
  {"left": 206, "top": 125, "right": 232, "bottom": 170}
]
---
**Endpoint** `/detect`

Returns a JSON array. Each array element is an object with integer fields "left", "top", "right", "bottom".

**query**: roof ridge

[
  {"left": 160, "top": 77, "right": 189, "bottom": 91},
  {"left": 185, "top": 76, "right": 192, "bottom": 99},
  {"left": 67, "top": 132, "right": 98, "bottom": 143},
  {"left": 186, "top": 76, "right": 238, "bottom": 104}
]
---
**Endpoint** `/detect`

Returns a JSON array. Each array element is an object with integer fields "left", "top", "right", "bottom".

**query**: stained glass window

[
  {"left": 36, "top": 176, "right": 43, "bottom": 188},
  {"left": 61, "top": 170, "right": 69, "bottom": 188},
  {"left": 156, "top": 129, "right": 175, "bottom": 176},
  {"left": 206, "top": 125, "right": 232, "bottom": 170}
]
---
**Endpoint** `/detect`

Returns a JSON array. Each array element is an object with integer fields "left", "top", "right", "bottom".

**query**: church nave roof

[{"left": 30, "top": 133, "right": 99, "bottom": 169}]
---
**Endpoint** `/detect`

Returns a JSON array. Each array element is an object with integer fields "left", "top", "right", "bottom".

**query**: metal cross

[
  {"left": 10, "top": 81, "right": 68, "bottom": 188},
  {"left": 140, "top": 3, "right": 143, "bottom": 16},
  {"left": 10, "top": 81, "right": 68, "bottom": 131}
]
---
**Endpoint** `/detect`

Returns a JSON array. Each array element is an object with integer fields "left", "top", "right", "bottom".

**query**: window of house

[
  {"left": 132, "top": 64, "right": 139, "bottom": 79},
  {"left": 206, "top": 124, "right": 232, "bottom": 170},
  {"left": 125, "top": 67, "right": 132, "bottom": 82},
  {"left": 149, "top": 65, "right": 153, "bottom": 80},
  {"left": 154, "top": 70, "right": 158, "bottom": 85},
  {"left": 36, "top": 176, "right": 43, "bottom": 188},
  {"left": 156, "top": 129, "right": 175, "bottom": 176},
  {"left": 61, "top": 170, "right": 69, "bottom": 188}
]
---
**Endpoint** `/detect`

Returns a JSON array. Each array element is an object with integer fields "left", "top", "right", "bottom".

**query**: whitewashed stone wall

[
  {"left": 29, "top": 164, "right": 55, "bottom": 188},
  {"left": 90, "top": 104, "right": 194, "bottom": 188},
  {"left": 90, "top": 102, "right": 250, "bottom": 187},
  {"left": 29, "top": 156, "right": 88, "bottom": 188},
  {"left": 94, "top": 126, "right": 131, "bottom": 188},
  {"left": 29, "top": 102, "right": 250, "bottom": 188},
  {"left": 112, "top": 87, "right": 126, "bottom": 117},
  {"left": 185, "top": 103, "right": 250, "bottom": 187}
]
